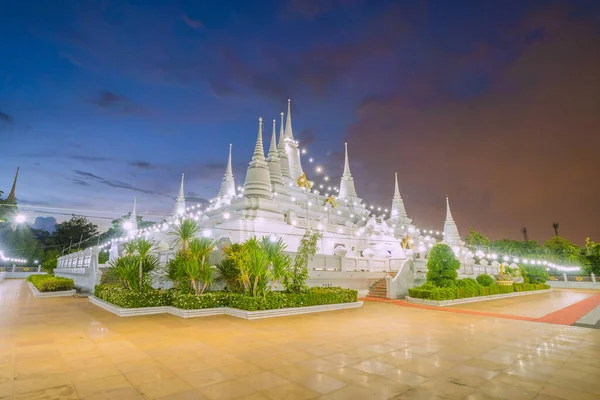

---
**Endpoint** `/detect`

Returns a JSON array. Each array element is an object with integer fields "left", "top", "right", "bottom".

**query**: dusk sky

[{"left": 1, "top": 0, "right": 599, "bottom": 243}]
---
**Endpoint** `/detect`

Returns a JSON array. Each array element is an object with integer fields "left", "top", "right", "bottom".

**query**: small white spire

[
  {"left": 284, "top": 99, "right": 294, "bottom": 140},
  {"left": 172, "top": 173, "right": 186, "bottom": 216},
  {"left": 243, "top": 117, "right": 272, "bottom": 199},
  {"left": 226, "top": 144, "right": 233, "bottom": 177},
  {"left": 268, "top": 119, "right": 278, "bottom": 157},
  {"left": 278, "top": 112, "right": 286, "bottom": 151},
  {"left": 443, "top": 196, "right": 463, "bottom": 246},
  {"left": 338, "top": 143, "right": 358, "bottom": 200},
  {"left": 178, "top": 173, "right": 185, "bottom": 199},
  {"left": 252, "top": 117, "right": 266, "bottom": 162},
  {"left": 342, "top": 142, "right": 351, "bottom": 177},
  {"left": 218, "top": 144, "right": 236, "bottom": 198},
  {"left": 126, "top": 197, "right": 138, "bottom": 234},
  {"left": 390, "top": 172, "right": 410, "bottom": 224}
]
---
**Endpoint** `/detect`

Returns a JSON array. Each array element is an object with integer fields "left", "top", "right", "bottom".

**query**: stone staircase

[{"left": 368, "top": 276, "right": 389, "bottom": 298}]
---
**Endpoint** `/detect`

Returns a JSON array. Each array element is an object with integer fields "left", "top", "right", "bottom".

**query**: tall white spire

[
  {"left": 172, "top": 173, "right": 186, "bottom": 216},
  {"left": 127, "top": 197, "right": 138, "bottom": 234},
  {"left": 217, "top": 144, "right": 236, "bottom": 198},
  {"left": 284, "top": 99, "right": 293, "bottom": 140},
  {"left": 338, "top": 143, "right": 358, "bottom": 200},
  {"left": 390, "top": 172, "right": 410, "bottom": 222},
  {"left": 278, "top": 111, "right": 292, "bottom": 180},
  {"left": 267, "top": 119, "right": 285, "bottom": 189},
  {"left": 443, "top": 197, "right": 463, "bottom": 246},
  {"left": 284, "top": 99, "right": 304, "bottom": 180},
  {"left": 243, "top": 118, "right": 273, "bottom": 199}
]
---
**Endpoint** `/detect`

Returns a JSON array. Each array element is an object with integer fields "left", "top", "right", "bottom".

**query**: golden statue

[
  {"left": 297, "top": 173, "right": 312, "bottom": 190},
  {"left": 401, "top": 234, "right": 413, "bottom": 250},
  {"left": 324, "top": 195, "right": 337, "bottom": 208}
]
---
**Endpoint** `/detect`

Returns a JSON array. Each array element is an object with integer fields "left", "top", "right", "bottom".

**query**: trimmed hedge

[
  {"left": 94, "top": 285, "right": 173, "bottom": 308},
  {"left": 95, "top": 285, "right": 358, "bottom": 311},
  {"left": 27, "top": 274, "right": 74, "bottom": 292},
  {"left": 513, "top": 283, "right": 550, "bottom": 292},
  {"left": 476, "top": 274, "right": 494, "bottom": 287},
  {"left": 408, "top": 279, "right": 544, "bottom": 301}
]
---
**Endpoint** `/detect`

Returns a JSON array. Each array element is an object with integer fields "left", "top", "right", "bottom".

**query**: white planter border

[
  {"left": 28, "top": 281, "right": 76, "bottom": 298},
  {"left": 89, "top": 296, "right": 363, "bottom": 320},
  {"left": 407, "top": 288, "right": 552, "bottom": 307}
]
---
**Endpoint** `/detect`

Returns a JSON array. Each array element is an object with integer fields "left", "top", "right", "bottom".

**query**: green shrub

[
  {"left": 94, "top": 285, "right": 172, "bottom": 308},
  {"left": 27, "top": 274, "right": 74, "bottom": 292},
  {"left": 456, "top": 278, "right": 484, "bottom": 298},
  {"left": 409, "top": 281, "right": 516, "bottom": 300},
  {"left": 476, "top": 274, "right": 494, "bottom": 287},
  {"left": 520, "top": 265, "right": 549, "bottom": 284},
  {"left": 426, "top": 244, "right": 460, "bottom": 287},
  {"left": 95, "top": 285, "right": 357, "bottom": 311},
  {"left": 513, "top": 283, "right": 550, "bottom": 292}
]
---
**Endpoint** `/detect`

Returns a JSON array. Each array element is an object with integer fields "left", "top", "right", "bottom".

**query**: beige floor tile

[
  {"left": 13, "top": 372, "right": 72, "bottom": 394},
  {"left": 158, "top": 389, "right": 208, "bottom": 399},
  {"left": 137, "top": 377, "right": 194, "bottom": 399},
  {"left": 181, "top": 369, "right": 232, "bottom": 389},
  {"left": 70, "top": 364, "right": 122, "bottom": 383},
  {"left": 199, "top": 380, "right": 256, "bottom": 400},
  {"left": 294, "top": 373, "right": 347, "bottom": 395},
  {"left": 83, "top": 387, "right": 144, "bottom": 400},
  {"left": 74, "top": 374, "right": 133, "bottom": 398},
  {"left": 538, "top": 383, "right": 599, "bottom": 400},
  {"left": 125, "top": 365, "right": 176, "bottom": 387},
  {"left": 217, "top": 362, "right": 263, "bottom": 379},
  {"left": 350, "top": 360, "right": 396, "bottom": 375},
  {"left": 319, "top": 384, "right": 386, "bottom": 399},
  {"left": 238, "top": 371, "right": 289, "bottom": 391},
  {"left": 394, "top": 387, "right": 448, "bottom": 400},
  {"left": 13, "top": 384, "right": 78, "bottom": 400},
  {"left": 379, "top": 369, "right": 427, "bottom": 387},
  {"left": 261, "top": 382, "right": 320, "bottom": 400}
]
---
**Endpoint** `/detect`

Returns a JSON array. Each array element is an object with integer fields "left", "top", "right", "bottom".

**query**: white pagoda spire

[
  {"left": 283, "top": 99, "right": 304, "bottom": 180},
  {"left": 217, "top": 144, "right": 236, "bottom": 198},
  {"left": 284, "top": 99, "right": 294, "bottom": 140},
  {"left": 267, "top": 119, "right": 285, "bottom": 189},
  {"left": 172, "top": 173, "right": 186, "bottom": 216},
  {"left": 243, "top": 118, "right": 273, "bottom": 199},
  {"left": 338, "top": 143, "right": 358, "bottom": 200},
  {"left": 278, "top": 111, "right": 292, "bottom": 180},
  {"left": 127, "top": 197, "right": 138, "bottom": 234},
  {"left": 443, "top": 197, "right": 464, "bottom": 246},
  {"left": 390, "top": 172, "right": 410, "bottom": 223}
]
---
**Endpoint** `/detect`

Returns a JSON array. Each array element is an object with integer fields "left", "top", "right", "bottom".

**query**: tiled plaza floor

[{"left": 1, "top": 279, "right": 600, "bottom": 400}]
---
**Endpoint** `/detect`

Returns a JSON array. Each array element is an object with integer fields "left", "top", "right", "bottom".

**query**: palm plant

[
  {"left": 188, "top": 237, "right": 217, "bottom": 294},
  {"left": 106, "top": 255, "right": 139, "bottom": 290},
  {"left": 239, "top": 244, "right": 271, "bottom": 297},
  {"left": 215, "top": 258, "right": 242, "bottom": 291},
  {"left": 169, "top": 218, "right": 199, "bottom": 252},
  {"left": 130, "top": 238, "right": 158, "bottom": 286},
  {"left": 261, "top": 236, "right": 291, "bottom": 290}
]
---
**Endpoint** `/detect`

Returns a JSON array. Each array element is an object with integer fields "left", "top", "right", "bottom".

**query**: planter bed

[
  {"left": 89, "top": 295, "right": 363, "bottom": 320},
  {"left": 407, "top": 288, "right": 552, "bottom": 307},
  {"left": 28, "top": 281, "right": 76, "bottom": 298}
]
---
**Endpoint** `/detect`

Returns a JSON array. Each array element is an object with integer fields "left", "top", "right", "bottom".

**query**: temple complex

[{"left": 56, "top": 100, "right": 498, "bottom": 297}]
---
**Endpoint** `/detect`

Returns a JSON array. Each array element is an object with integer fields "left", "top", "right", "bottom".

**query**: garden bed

[
  {"left": 91, "top": 285, "right": 362, "bottom": 319},
  {"left": 27, "top": 282, "right": 75, "bottom": 298},
  {"left": 26, "top": 274, "right": 75, "bottom": 298},
  {"left": 407, "top": 288, "right": 552, "bottom": 306}
]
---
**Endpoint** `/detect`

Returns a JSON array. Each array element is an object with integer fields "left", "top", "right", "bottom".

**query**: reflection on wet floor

[{"left": 1, "top": 279, "right": 600, "bottom": 400}]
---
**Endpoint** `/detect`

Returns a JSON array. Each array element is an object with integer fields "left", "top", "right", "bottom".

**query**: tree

[
  {"left": 464, "top": 229, "right": 491, "bottom": 248},
  {"left": 285, "top": 230, "right": 321, "bottom": 293},
  {"left": 426, "top": 244, "right": 460, "bottom": 287},
  {"left": 490, "top": 239, "right": 545, "bottom": 258},
  {"left": 544, "top": 236, "right": 586, "bottom": 266},
  {"left": 52, "top": 216, "right": 99, "bottom": 250},
  {"left": 583, "top": 238, "right": 600, "bottom": 275}
]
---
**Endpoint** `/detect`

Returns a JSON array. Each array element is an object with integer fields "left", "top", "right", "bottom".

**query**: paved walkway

[{"left": 1, "top": 279, "right": 600, "bottom": 400}]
